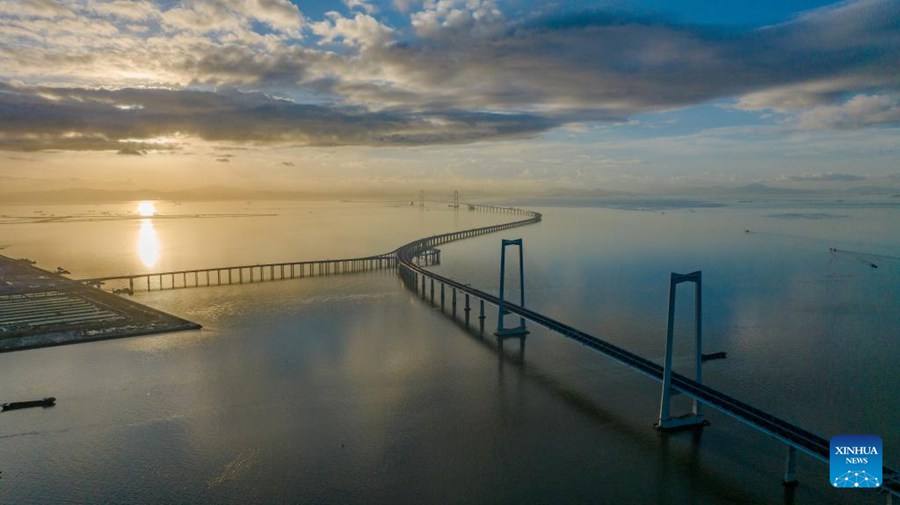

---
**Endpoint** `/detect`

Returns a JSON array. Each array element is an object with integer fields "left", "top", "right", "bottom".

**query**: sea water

[{"left": 0, "top": 199, "right": 897, "bottom": 504}]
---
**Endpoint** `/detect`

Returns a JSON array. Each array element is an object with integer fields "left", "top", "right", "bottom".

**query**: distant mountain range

[{"left": 714, "top": 183, "right": 900, "bottom": 197}]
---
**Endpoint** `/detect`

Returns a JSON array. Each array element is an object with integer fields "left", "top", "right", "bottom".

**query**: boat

[{"left": 1, "top": 397, "right": 56, "bottom": 412}]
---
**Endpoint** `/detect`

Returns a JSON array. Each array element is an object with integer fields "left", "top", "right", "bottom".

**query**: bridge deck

[{"left": 76, "top": 254, "right": 401, "bottom": 292}]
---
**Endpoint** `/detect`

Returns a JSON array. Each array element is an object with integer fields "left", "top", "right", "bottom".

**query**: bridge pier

[
  {"left": 656, "top": 271, "right": 706, "bottom": 431},
  {"left": 452, "top": 288, "right": 457, "bottom": 318},
  {"left": 464, "top": 294, "right": 470, "bottom": 326},
  {"left": 430, "top": 278, "right": 435, "bottom": 305},
  {"left": 479, "top": 299, "right": 485, "bottom": 333},
  {"left": 783, "top": 446, "right": 798, "bottom": 486},
  {"left": 440, "top": 283, "right": 445, "bottom": 311}
]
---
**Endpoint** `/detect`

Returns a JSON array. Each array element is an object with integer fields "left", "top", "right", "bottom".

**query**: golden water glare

[{"left": 138, "top": 219, "right": 160, "bottom": 267}]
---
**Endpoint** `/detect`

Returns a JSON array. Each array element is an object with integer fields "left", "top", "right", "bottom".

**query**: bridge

[
  {"left": 77, "top": 250, "right": 441, "bottom": 293},
  {"left": 391, "top": 207, "right": 899, "bottom": 501},
  {"left": 74, "top": 202, "right": 897, "bottom": 500}
]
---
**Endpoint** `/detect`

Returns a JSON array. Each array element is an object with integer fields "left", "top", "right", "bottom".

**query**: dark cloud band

[{"left": 0, "top": 83, "right": 558, "bottom": 150}]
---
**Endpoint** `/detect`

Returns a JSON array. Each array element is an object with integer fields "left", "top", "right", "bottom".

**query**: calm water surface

[{"left": 0, "top": 199, "right": 897, "bottom": 504}]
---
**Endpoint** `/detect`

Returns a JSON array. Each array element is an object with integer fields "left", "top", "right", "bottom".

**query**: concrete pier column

[
  {"left": 465, "top": 294, "right": 471, "bottom": 326},
  {"left": 430, "top": 278, "right": 435, "bottom": 304},
  {"left": 783, "top": 447, "right": 798, "bottom": 486},
  {"left": 440, "top": 283, "right": 445, "bottom": 311},
  {"left": 452, "top": 288, "right": 457, "bottom": 317},
  {"left": 479, "top": 299, "right": 485, "bottom": 333}
]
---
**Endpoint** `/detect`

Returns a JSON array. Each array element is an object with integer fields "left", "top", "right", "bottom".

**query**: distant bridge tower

[
  {"left": 495, "top": 239, "right": 528, "bottom": 339},
  {"left": 452, "top": 190, "right": 460, "bottom": 208},
  {"left": 656, "top": 271, "right": 706, "bottom": 431},
  {"left": 419, "top": 190, "right": 425, "bottom": 208}
]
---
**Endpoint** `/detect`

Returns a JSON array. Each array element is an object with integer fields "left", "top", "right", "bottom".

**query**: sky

[{"left": 0, "top": 0, "right": 898, "bottom": 195}]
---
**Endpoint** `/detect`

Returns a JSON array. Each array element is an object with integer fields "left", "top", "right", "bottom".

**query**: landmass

[{"left": 0, "top": 255, "right": 200, "bottom": 352}]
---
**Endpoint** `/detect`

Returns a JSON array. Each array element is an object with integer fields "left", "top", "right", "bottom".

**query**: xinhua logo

[{"left": 830, "top": 435, "right": 882, "bottom": 488}]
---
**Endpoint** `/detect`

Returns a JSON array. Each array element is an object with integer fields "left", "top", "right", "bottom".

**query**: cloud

[
  {"left": 391, "top": 0, "right": 420, "bottom": 13},
  {"left": 274, "top": 0, "right": 899, "bottom": 133},
  {"left": 344, "top": 0, "right": 379, "bottom": 15},
  {"left": 0, "top": 0, "right": 75, "bottom": 18},
  {"left": 409, "top": 0, "right": 504, "bottom": 39},
  {"left": 117, "top": 146, "right": 146, "bottom": 155},
  {"left": 0, "top": 0, "right": 897, "bottom": 153},
  {"left": 175, "top": 45, "right": 315, "bottom": 86},
  {"left": 87, "top": 0, "right": 158, "bottom": 22},
  {"left": 796, "top": 94, "right": 900, "bottom": 130},
  {"left": 160, "top": 0, "right": 304, "bottom": 36},
  {"left": 0, "top": 82, "right": 559, "bottom": 150},
  {"left": 310, "top": 11, "right": 394, "bottom": 49}
]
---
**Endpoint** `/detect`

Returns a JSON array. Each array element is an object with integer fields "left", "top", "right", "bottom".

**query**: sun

[{"left": 137, "top": 201, "right": 157, "bottom": 217}]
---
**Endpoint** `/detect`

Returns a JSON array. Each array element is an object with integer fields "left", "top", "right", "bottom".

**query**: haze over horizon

[{"left": 1, "top": 0, "right": 898, "bottom": 195}]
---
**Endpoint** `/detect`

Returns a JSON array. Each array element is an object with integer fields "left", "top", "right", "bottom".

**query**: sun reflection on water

[{"left": 138, "top": 219, "right": 160, "bottom": 267}]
